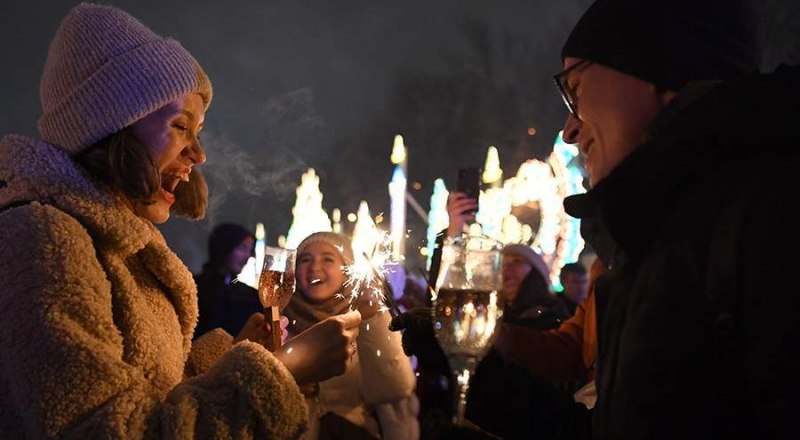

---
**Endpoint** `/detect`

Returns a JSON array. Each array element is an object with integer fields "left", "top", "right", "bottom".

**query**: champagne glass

[
  {"left": 432, "top": 235, "right": 504, "bottom": 426},
  {"left": 258, "top": 246, "right": 296, "bottom": 351}
]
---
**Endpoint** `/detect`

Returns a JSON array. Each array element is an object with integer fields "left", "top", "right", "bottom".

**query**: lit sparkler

[{"left": 342, "top": 228, "right": 403, "bottom": 318}]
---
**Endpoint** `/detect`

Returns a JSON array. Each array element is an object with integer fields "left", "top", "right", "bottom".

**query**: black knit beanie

[
  {"left": 208, "top": 223, "right": 254, "bottom": 264},
  {"left": 562, "top": 0, "right": 764, "bottom": 91}
]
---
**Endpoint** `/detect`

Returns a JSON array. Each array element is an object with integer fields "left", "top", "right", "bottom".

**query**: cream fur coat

[
  {"left": 293, "top": 312, "right": 419, "bottom": 440},
  {"left": 0, "top": 135, "right": 307, "bottom": 439}
]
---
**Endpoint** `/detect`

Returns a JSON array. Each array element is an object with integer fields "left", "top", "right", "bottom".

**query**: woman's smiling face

[
  {"left": 130, "top": 93, "right": 206, "bottom": 223},
  {"left": 296, "top": 241, "right": 347, "bottom": 303}
]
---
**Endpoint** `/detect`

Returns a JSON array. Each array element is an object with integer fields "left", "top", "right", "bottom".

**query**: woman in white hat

[{"left": 285, "top": 232, "right": 419, "bottom": 440}]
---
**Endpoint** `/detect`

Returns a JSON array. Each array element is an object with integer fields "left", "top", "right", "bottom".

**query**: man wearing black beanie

[{"left": 557, "top": 0, "right": 800, "bottom": 438}]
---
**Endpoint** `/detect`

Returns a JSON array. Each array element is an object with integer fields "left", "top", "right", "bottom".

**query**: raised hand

[
  {"left": 275, "top": 310, "right": 362, "bottom": 384},
  {"left": 233, "top": 313, "right": 290, "bottom": 346},
  {"left": 447, "top": 192, "right": 478, "bottom": 238}
]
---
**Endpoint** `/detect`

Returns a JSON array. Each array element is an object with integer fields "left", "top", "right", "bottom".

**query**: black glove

[{"left": 389, "top": 307, "right": 450, "bottom": 375}]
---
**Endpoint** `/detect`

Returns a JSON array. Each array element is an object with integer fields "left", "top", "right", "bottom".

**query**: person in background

[
  {"left": 462, "top": 245, "right": 575, "bottom": 439},
  {"left": 0, "top": 5, "right": 360, "bottom": 438},
  {"left": 501, "top": 244, "right": 569, "bottom": 326},
  {"left": 194, "top": 223, "right": 263, "bottom": 338},
  {"left": 557, "top": 262, "right": 589, "bottom": 316},
  {"left": 404, "top": 192, "right": 575, "bottom": 439},
  {"left": 398, "top": 274, "right": 429, "bottom": 312},
  {"left": 494, "top": 258, "right": 607, "bottom": 408},
  {"left": 284, "top": 232, "right": 419, "bottom": 440}
]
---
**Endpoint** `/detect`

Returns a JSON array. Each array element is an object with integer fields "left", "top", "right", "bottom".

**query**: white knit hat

[
  {"left": 502, "top": 244, "right": 550, "bottom": 283},
  {"left": 296, "top": 232, "right": 355, "bottom": 265},
  {"left": 38, "top": 3, "right": 212, "bottom": 154}
]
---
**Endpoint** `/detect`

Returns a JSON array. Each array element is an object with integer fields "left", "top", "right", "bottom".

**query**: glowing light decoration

[
  {"left": 425, "top": 178, "right": 450, "bottom": 267},
  {"left": 285, "top": 168, "right": 333, "bottom": 249},
  {"left": 237, "top": 222, "right": 265, "bottom": 288},
  {"left": 548, "top": 132, "right": 586, "bottom": 288},
  {"left": 427, "top": 134, "right": 585, "bottom": 288},
  {"left": 389, "top": 166, "right": 407, "bottom": 260},
  {"left": 389, "top": 135, "right": 408, "bottom": 261},
  {"left": 332, "top": 208, "right": 342, "bottom": 234},
  {"left": 475, "top": 184, "right": 512, "bottom": 241},
  {"left": 482, "top": 146, "right": 503, "bottom": 185},
  {"left": 390, "top": 134, "right": 407, "bottom": 165},
  {"left": 352, "top": 200, "right": 377, "bottom": 262}
]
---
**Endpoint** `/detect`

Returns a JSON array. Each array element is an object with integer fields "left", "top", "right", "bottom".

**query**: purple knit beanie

[{"left": 38, "top": 3, "right": 212, "bottom": 154}]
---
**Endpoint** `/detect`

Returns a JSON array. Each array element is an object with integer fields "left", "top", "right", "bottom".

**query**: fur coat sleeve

[
  {"left": 0, "top": 203, "right": 307, "bottom": 440},
  {"left": 185, "top": 328, "right": 234, "bottom": 377}
]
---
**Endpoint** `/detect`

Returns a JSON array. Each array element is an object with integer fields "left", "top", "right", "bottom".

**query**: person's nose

[
  {"left": 562, "top": 113, "right": 581, "bottom": 145},
  {"left": 308, "top": 258, "right": 324, "bottom": 273},
  {"left": 184, "top": 136, "right": 206, "bottom": 165}
]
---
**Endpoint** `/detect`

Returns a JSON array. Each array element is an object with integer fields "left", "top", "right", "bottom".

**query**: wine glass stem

[{"left": 453, "top": 367, "right": 472, "bottom": 426}]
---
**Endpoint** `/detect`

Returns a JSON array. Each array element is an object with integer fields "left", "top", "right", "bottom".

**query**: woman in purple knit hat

[{"left": 0, "top": 4, "right": 360, "bottom": 439}]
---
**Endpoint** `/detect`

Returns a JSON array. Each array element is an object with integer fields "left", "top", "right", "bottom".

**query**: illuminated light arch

[{"left": 427, "top": 132, "right": 585, "bottom": 289}]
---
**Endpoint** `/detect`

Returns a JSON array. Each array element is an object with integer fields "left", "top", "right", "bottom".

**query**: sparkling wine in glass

[
  {"left": 432, "top": 235, "right": 503, "bottom": 426},
  {"left": 258, "top": 247, "right": 296, "bottom": 351}
]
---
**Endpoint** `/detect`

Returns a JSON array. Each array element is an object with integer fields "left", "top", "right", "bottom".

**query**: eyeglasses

[{"left": 553, "top": 59, "right": 592, "bottom": 118}]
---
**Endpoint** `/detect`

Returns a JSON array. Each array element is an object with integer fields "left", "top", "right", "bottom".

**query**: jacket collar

[
  {"left": 0, "top": 134, "right": 154, "bottom": 257},
  {"left": 0, "top": 134, "right": 198, "bottom": 341}
]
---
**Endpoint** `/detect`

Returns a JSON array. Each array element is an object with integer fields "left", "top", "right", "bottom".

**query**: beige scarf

[{"left": 283, "top": 289, "right": 351, "bottom": 335}]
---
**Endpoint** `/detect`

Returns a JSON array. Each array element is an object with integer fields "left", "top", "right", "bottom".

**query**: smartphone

[{"left": 457, "top": 167, "right": 481, "bottom": 214}]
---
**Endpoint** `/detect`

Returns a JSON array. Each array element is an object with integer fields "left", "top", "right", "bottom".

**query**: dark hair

[
  {"left": 172, "top": 167, "right": 208, "bottom": 220},
  {"left": 560, "top": 262, "right": 587, "bottom": 279},
  {"left": 208, "top": 223, "right": 254, "bottom": 264},
  {"left": 76, "top": 127, "right": 207, "bottom": 220}
]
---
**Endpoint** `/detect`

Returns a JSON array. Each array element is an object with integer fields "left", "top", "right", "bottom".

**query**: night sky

[{"left": 1, "top": 0, "right": 797, "bottom": 272}]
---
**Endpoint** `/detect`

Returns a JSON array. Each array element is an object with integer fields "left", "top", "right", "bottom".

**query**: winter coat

[
  {"left": 504, "top": 268, "right": 570, "bottom": 328},
  {"left": 296, "top": 312, "right": 419, "bottom": 440},
  {"left": 0, "top": 135, "right": 307, "bottom": 439},
  {"left": 495, "top": 288, "right": 597, "bottom": 384},
  {"left": 194, "top": 265, "right": 262, "bottom": 339},
  {"left": 466, "top": 298, "right": 576, "bottom": 440},
  {"left": 566, "top": 65, "right": 800, "bottom": 439}
]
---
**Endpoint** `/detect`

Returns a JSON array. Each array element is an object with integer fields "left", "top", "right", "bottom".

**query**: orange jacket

[{"left": 495, "top": 289, "right": 596, "bottom": 382}]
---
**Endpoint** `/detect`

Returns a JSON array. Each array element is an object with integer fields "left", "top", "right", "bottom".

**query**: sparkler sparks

[{"left": 342, "top": 228, "right": 403, "bottom": 317}]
